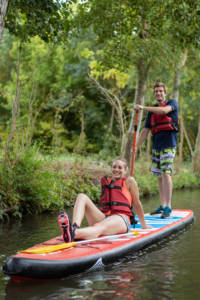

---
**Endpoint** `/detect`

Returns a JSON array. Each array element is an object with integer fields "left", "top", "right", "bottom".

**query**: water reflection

[{"left": 1, "top": 189, "right": 200, "bottom": 300}]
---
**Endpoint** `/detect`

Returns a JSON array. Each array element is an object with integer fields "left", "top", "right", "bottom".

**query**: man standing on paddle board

[
  {"left": 134, "top": 81, "right": 179, "bottom": 218},
  {"left": 58, "top": 158, "right": 152, "bottom": 242}
]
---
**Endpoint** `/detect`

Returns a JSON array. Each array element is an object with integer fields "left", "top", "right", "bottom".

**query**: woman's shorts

[
  {"left": 105, "top": 214, "right": 131, "bottom": 232},
  {"left": 151, "top": 148, "right": 176, "bottom": 176}
]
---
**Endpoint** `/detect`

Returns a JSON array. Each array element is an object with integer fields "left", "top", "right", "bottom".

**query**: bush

[
  {"left": 0, "top": 145, "right": 66, "bottom": 219},
  {"left": 0, "top": 149, "right": 103, "bottom": 220}
]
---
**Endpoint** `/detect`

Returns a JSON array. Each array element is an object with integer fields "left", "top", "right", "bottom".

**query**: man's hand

[
  {"left": 131, "top": 146, "right": 138, "bottom": 156},
  {"left": 134, "top": 104, "right": 143, "bottom": 111}
]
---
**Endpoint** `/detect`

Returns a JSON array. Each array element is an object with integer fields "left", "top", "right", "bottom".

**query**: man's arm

[
  {"left": 134, "top": 104, "right": 173, "bottom": 114},
  {"left": 136, "top": 128, "right": 150, "bottom": 149}
]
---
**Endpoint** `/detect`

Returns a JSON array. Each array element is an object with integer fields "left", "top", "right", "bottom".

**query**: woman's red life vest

[
  {"left": 100, "top": 176, "right": 133, "bottom": 217},
  {"left": 150, "top": 101, "right": 178, "bottom": 135}
]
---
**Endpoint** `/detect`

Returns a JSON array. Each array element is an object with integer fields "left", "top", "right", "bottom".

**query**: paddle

[
  {"left": 130, "top": 111, "right": 139, "bottom": 176},
  {"left": 21, "top": 230, "right": 140, "bottom": 254}
]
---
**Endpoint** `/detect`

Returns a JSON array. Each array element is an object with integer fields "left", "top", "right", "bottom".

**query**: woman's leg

[
  {"left": 72, "top": 193, "right": 105, "bottom": 227},
  {"left": 74, "top": 214, "right": 128, "bottom": 240}
]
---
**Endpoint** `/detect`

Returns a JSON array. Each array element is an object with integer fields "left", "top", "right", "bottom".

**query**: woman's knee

[
  {"left": 76, "top": 193, "right": 89, "bottom": 202},
  {"left": 75, "top": 193, "right": 94, "bottom": 209}
]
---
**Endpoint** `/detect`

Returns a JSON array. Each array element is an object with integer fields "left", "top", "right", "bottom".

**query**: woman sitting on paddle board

[{"left": 58, "top": 158, "right": 151, "bottom": 242}]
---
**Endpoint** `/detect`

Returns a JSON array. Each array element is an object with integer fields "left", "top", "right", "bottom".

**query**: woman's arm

[{"left": 126, "top": 177, "right": 151, "bottom": 229}]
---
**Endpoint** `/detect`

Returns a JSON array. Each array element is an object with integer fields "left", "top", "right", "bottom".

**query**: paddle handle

[{"left": 130, "top": 111, "right": 139, "bottom": 176}]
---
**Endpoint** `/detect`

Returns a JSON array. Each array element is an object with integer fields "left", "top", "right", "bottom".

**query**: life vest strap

[
  {"left": 151, "top": 121, "right": 173, "bottom": 128},
  {"left": 101, "top": 201, "right": 131, "bottom": 209},
  {"left": 103, "top": 184, "right": 121, "bottom": 190}
]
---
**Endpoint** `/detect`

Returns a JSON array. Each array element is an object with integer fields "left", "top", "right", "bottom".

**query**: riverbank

[
  {"left": 0, "top": 153, "right": 199, "bottom": 221},
  {"left": 51, "top": 156, "right": 200, "bottom": 194}
]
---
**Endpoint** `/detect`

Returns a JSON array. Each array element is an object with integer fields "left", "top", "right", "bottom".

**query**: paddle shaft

[
  {"left": 21, "top": 230, "right": 140, "bottom": 254},
  {"left": 130, "top": 111, "right": 139, "bottom": 176},
  {"left": 70, "top": 230, "right": 138, "bottom": 245}
]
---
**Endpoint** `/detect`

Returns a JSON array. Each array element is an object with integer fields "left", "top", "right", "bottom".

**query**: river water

[{"left": 0, "top": 189, "right": 199, "bottom": 300}]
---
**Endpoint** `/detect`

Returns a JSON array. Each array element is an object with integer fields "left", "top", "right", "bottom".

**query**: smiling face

[
  {"left": 111, "top": 159, "right": 128, "bottom": 181},
  {"left": 154, "top": 86, "right": 167, "bottom": 104}
]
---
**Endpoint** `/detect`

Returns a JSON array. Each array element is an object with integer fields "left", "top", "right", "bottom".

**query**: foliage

[
  {"left": 0, "top": 144, "right": 66, "bottom": 220},
  {"left": 63, "top": 162, "right": 101, "bottom": 204},
  {"left": 0, "top": 149, "right": 103, "bottom": 220},
  {"left": 0, "top": 32, "right": 121, "bottom": 154},
  {"left": 0, "top": 1, "right": 200, "bottom": 166},
  {"left": 0, "top": 0, "right": 200, "bottom": 221},
  {"left": 5, "top": 0, "right": 69, "bottom": 42},
  {"left": 98, "top": 128, "right": 122, "bottom": 163},
  {"left": 173, "top": 168, "right": 200, "bottom": 189}
]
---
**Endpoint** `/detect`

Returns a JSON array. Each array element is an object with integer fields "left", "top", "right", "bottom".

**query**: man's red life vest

[
  {"left": 100, "top": 176, "right": 133, "bottom": 217},
  {"left": 150, "top": 101, "right": 178, "bottom": 135}
]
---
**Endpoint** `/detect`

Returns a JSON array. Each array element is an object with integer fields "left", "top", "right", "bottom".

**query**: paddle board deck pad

[{"left": 3, "top": 209, "right": 194, "bottom": 281}]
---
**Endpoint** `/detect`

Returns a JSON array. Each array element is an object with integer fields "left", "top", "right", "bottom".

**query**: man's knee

[{"left": 162, "top": 173, "right": 171, "bottom": 179}]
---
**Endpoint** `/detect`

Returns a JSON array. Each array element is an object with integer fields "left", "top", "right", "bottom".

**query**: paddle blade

[
  {"left": 20, "top": 242, "right": 77, "bottom": 254},
  {"left": 134, "top": 231, "right": 140, "bottom": 236}
]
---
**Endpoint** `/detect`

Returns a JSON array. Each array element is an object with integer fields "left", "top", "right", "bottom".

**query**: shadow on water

[{"left": 0, "top": 188, "right": 200, "bottom": 300}]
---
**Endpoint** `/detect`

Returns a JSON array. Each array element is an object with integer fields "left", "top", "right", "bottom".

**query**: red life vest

[
  {"left": 150, "top": 101, "right": 178, "bottom": 135},
  {"left": 100, "top": 176, "right": 133, "bottom": 217}
]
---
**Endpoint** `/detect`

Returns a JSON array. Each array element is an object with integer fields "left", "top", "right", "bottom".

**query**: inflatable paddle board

[{"left": 3, "top": 209, "right": 194, "bottom": 281}]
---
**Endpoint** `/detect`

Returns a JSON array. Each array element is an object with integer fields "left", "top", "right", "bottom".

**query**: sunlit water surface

[{"left": 0, "top": 189, "right": 199, "bottom": 300}]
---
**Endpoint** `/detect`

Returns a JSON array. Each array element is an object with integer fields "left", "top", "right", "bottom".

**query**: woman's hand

[{"left": 142, "top": 224, "right": 153, "bottom": 229}]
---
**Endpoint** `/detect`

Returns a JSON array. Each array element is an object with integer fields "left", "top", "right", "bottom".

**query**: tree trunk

[
  {"left": 124, "top": 60, "right": 149, "bottom": 167},
  {"left": 109, "top": 106, "right": 115, "bottom": 132},
  {"left": 7, "top": 41, "right": 22, "bottom": 150},
  {"left": 182, "top": 120, "right": 193, "bottom": 156},
  {"left": 89, "top": 76, "right": 126, "bottom": 156},
  {"left": 176, "top": 107, "right": 184, "bottom": 173},
  {"left": 75, "top": 111, "right": 86, "bottom": 154},
  {"left": 52, "top": 105, "right": 62, "bottom": 150},
  {"left": 192, "top": 117, "right": 200, "bottom": 175},
  {"left": 171, "top": 50, "right": 188, "bottom": 173},
  {"left": 26, "top": 81, "right": 37, "bottom": 146},
  {"left": 171, "top": 50, "right": 188, "bottom": 100},
  {"left": 0, "top": 0, "right": 9, "bottom": 44}
]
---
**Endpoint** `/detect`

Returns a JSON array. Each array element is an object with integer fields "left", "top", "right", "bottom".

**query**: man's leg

[
  {"left": 150, "top": 150, "right": 164, "bottom": 215},
  {"left": 158, "top": 177, "right": 165, "bottom": 208},
  {"left": 151, "top": 148, "right": 175, "bottom": 216},
  {"left": 160, "top": 148, "right": 176, "bottom": 217},
  {"left": 161, "top": 173, "right": 173, "bottom": 208}
]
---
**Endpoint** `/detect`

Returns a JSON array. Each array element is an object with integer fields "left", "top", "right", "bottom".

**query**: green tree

[
  {"left": 73, "top": 0, "right": 200, "bottom": 166},
  {"left": 5, "top": 0, "right": 65, "bottom": 42}
]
